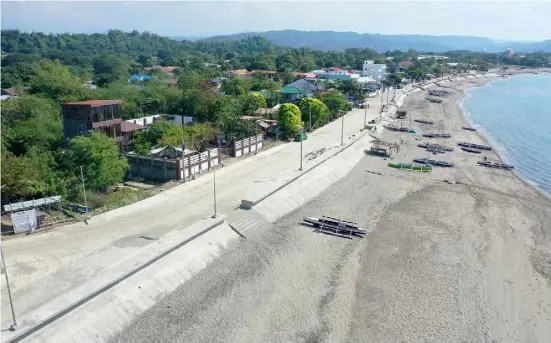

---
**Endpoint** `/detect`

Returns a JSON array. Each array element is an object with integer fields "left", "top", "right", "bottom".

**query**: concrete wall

[
  {"left": 233, "top": 135, "right": 263, "bottom": 157},
  {"left": 126, "top": 155, "right": 179, "bottom": 182}
]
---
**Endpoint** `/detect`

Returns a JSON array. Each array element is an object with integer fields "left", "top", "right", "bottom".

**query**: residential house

[
  {"left": 143, "top": 66, "right": 180, "bottom": 86},
  {"left": 417, "top": 55, "right": 449, "bottom": 60},
  {"left": 388, "top": 61, "right": 414, "bottom": 74},
  {"left": 0, "top": 88, "right": 23, "bottom": 101},
  {"left": 126, "top": 114, "right": 197, "bottom": 127},
  {"left": 362, "top": 60, "right": 387, "bottom": 81},
  {"left": 210, "top": 77, "right": 228, "bottom": 90},
  {"left": 61, "top": 100, "right": 143, "bottom": 151},
  {"left": 230, "top": 69, "right": 252, "bottom": 78},
  {"left": 280, "top": 79, "right": 318, "bottom": 102}
]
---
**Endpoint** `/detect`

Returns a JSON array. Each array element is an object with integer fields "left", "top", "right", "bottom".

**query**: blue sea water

[{"left": 459, "top": 74, "right": 551, "bottom": 196}]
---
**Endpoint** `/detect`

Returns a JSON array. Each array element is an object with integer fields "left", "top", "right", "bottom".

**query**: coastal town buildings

[{"left": 362, "top": 60, "right": 387, "bottom": 81}]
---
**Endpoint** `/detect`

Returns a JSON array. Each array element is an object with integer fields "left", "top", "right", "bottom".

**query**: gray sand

[{"left": 109, "top": 79, "right": 551, "bottom": 343}]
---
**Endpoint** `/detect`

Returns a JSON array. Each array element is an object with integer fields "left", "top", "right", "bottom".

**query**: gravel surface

[{"left": 110, "top": 79, "right": 551, "bottom": 343}]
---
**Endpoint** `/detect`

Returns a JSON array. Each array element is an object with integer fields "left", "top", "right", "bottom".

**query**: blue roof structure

[{"left": 128, "top": 74, "right": 152, "bottom": 83}]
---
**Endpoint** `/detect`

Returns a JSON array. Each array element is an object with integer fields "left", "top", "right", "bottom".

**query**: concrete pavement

[{"left": 1, "top": 87, "right": 409, "bottom": 340}]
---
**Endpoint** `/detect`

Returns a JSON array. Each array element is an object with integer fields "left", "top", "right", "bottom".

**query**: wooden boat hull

[
  {"left": 414, "top": 158, "right": 454, "bottom": 167},
  {"left": 457, "top": 142, "right": 492, "bottom": 150},
  {"left": 477, "top": 161, "right": 514, "bottom": 169},
  {"left": 461, "top": 147, "right": 482, "bottom": 153},
  {"left": 415, "top": 119, "right": 434, "bottom": 125},
  {"left": 388, "top": 162, "right": 432, "bottom": 171}
]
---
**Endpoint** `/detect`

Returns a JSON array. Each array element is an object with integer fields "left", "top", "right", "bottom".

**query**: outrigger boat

[
  {"left": 303, "top": 216, "right": 367, "bottom": 239},
  {"left": 417, "top": 143, "right": 454, "bottom": 151},
  {"left": 461, "top": 147, "right": 482, "bottom": 154},
  {"left": 388, "top": 162, "right": 432, "bottom": 171},
  {"left": 477, "top": 161, "right": 514, "bottom": 170},
  {"left": 415, "top": 119, "right": 434, "bottom": 125},
  {"left": 422, "top": 133, "right": 451, "bottom": 138},
  {"left": 457, "top": 142, "right": 492, "bottom": 150},
  {"left": 462, "top": 126, "right": 477, "bottom": 131},
  {"left": 383, "top": 123, "right": 409, "bottom": 132},
  {"left": 413, "top": 158, "right": 454, "bottom": 167}
]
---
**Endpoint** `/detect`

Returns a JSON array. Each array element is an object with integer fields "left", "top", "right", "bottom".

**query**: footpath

[{"left": 0, "top": 85, "right": 417, "bottom": 342}]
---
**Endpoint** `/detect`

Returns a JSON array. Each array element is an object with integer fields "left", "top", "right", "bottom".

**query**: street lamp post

[
  {"left": 1, "top": 245, "right": 17, "bottom": 331},
  {"left": 380, "top": 84, "right": 384, "bottom": 113},
  {"left": 299, "top": 127, "right": 303, "bottom": 171},
  {"left": 309, "top": 103, "right": 312, "bottom": 132},
  {"left": 340, "top": 112, "right": 345, "bottom": 146},
  {"left": 212, "top": 150, "right": 217, "bottom": 218},
  {"left": 79, "top": 166, "right": 89, "bottom": 219}
]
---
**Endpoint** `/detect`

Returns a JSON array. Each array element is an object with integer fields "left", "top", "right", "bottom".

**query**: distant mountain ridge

[{"left": 203, "top": 30, "right": 551, "bottom": 53}]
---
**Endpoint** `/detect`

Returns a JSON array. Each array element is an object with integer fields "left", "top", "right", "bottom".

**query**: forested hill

[
  {"left": 0, "top": 29, "right": 279, "bottom": 66},
  {"left": 204, "top": 30, "right": 551, "bottom": 53}
]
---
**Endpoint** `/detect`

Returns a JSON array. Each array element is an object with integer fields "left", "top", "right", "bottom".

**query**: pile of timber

[{"left": 303, "top": 216, "right": 367, "bottom": 239}]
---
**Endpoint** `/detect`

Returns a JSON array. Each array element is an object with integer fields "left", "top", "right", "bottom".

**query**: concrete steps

[{"left": 227, "top": 209, "right": 272, "bottom": 236}]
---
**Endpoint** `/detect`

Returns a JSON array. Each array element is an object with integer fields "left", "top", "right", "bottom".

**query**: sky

[{"left": 1, "top": 1, "right": 551, "bottom": 41}]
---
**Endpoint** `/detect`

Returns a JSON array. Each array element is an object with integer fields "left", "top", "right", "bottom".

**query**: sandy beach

[{"left": 105, "top": 75, "right": 551, "bottom": 343}]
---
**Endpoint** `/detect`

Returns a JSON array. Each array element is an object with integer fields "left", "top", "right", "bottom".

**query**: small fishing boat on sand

[
  {"left": 388, "top": 162, "right": 432, "bottom": 171},
  {"left": 415, "top": 119, "right": 434, "bottom": 125},
  {"left": 422, "top": 133, "right": 451, "bottom": 138},
  {"left": 457, "top": 142, "right": 492, "bottom": 150},
  {"left": 462, "top": 126, "right": 477, "bottom": 131},
  {"left": 461, "top": 147, "right": 482, "bottom": 154},
  {"left": 417, "top": 143, "right": 454, "bottom": 151},
  {"left": 477, "top": 161, "right": 514, "bottom": 170},
  {"left": 414, "top": 158, "right": 454, "bottom": 167},
  {"left": 384, "top": 124, "right": 409, "bottom": 132}
]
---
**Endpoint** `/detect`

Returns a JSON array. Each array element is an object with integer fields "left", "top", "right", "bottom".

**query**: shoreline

[{"left": 455, "top": 74, "right": 551, "bottom": 200}]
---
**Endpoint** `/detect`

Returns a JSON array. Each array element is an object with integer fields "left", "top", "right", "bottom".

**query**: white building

[
  {"left": 362, "top": 60, "right": 387, "bottom": 82},
  {"left": 126, "top": 114, "right": 196, "bottom": 127}
]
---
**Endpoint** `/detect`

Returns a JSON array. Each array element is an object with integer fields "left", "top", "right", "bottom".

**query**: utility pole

[
  {"left": 363, "top": 97, "right": 368, "bottom": 129},
  {"left": 180, "top": 127, "right": 185, "bottom": 183},
  {"left": 212, "top": 147, "right": 217, "bottom": 218},
  {"left": 299, "top": 127, "right": 303, "bottom": 171},
  {"left": 309, "top": 103, "right": 312, "bottom": 132},
  {"left": 386, "top": 85, "right": 390, "bottom": 108},
  {"left": 1, "top": 245, "right": 17, "bottom": 331},
  {"left": 79, "top": 166, "right": 89, "bottom": 219},
  {"left": 380, "top": 84, "right": 384, "bottom": 113},
  {"left": 340, "top": 112, "right": 345, "bottom": 146}
]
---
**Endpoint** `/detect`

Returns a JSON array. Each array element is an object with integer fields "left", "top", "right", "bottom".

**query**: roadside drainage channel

[{"left": 5, "top": 218, "right": 225, "bottom": 343}]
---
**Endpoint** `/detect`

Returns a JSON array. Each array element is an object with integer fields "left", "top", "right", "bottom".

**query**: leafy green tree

[
  {"left": 222, "top": 77, "right": 248, "bottom": 96},
  {"left": 0, "top": 148, "right": 67, "bottom": 201},
  {"left": 317, "top": 91, "right": 349, "bottom": 118},
  {"left": 29, "top": 60, "right": 82, "bottom": 102},
  {"left": 159, "top": 123, "right": 216, "bottom": 152},
  {"left": 1, "top": 95, "right": 63, "bottom": 155},
  {"left": 67, "top": 132, "right": 129, "bottom": 191},
  {"left": 242, "top": 93, "right": 267, "bottom": 115},
  {"left": 278, "top": 103, "right": 302, "bottom": 137},
  {"left": 250, "top": 74, "right": 281, "bottom": 91},
  {"left": 298, "top": 98, "right": 328, "bottom": 130},
  {"left": 93, "top": 54, "right": 130, "bottom": 86}
]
